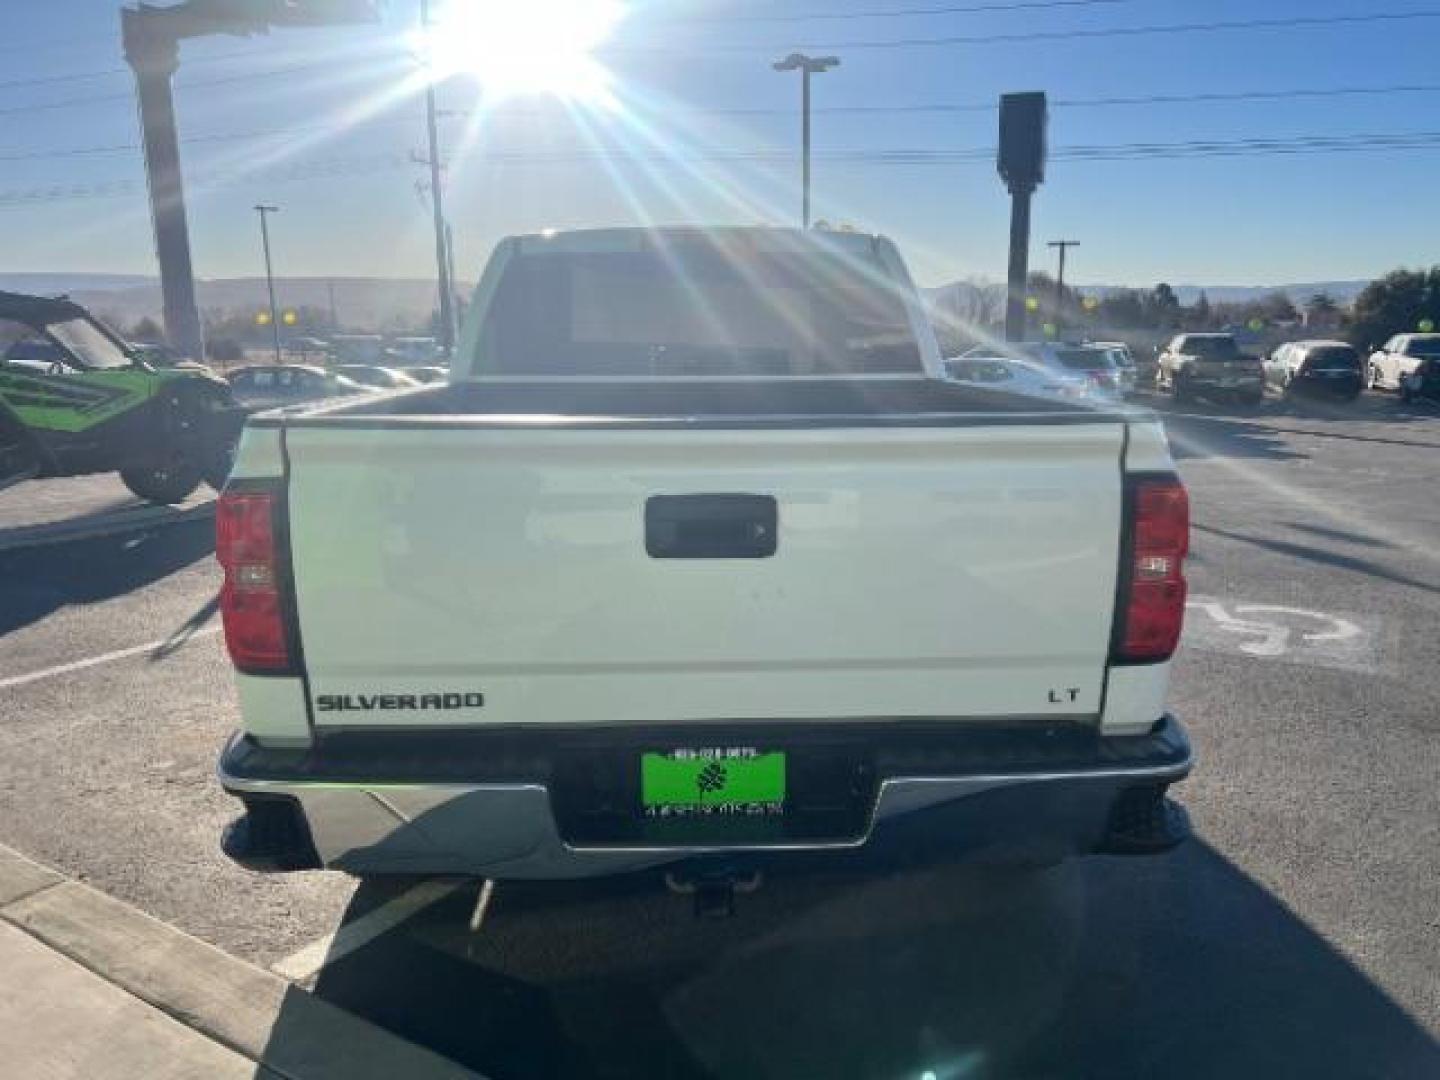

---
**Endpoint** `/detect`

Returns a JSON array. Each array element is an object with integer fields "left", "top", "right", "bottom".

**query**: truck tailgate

[{"left": 283, "top": 422, "right": 1125, "bottom": 728}]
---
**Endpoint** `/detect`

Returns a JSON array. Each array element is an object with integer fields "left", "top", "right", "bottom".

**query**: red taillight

[
  {"left": 1116, "top": 477, "right": 1189, "bottom": 663},
  {"left": 217, "top": 488, "right": 293, "bottom": 673}
]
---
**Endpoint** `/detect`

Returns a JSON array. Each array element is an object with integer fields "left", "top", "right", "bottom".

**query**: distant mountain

[
  {"left": 0, "top": 274, "right": 470, "bottom": 333},
  {"left": 4, "top": 271, "right": 1374, "bottom": 333},
  {"left": 0, "top": 273, "right": 155, "bottom": 296},
  {"left": 1085, "top": 281, "right": 1371, "bottom": 306},
  {"left": 925, "top": 278, "right": 1371, "bottom": 307}
]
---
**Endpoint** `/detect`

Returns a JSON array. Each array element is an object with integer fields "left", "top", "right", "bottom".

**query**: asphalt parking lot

[{"left": 1, "top": 390, "right": 1438, "bottom": 1078}]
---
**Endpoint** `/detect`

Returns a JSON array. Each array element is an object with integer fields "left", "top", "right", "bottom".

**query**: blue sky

[{"left": 3, "top": 0, "right": 1439, "bottom": 287}]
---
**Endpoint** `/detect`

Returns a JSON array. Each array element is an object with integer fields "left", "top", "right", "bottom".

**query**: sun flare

[{"left": 421, "top": 0, "right": 626, "bottom": 102}]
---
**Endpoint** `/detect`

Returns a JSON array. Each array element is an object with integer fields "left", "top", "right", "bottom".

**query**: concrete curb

[
  {"left": 0, "top": 500, "right": 216, "bottom": 553},
  {"left": 0, "top": 844, "right": 478, "bottom": 1079}
]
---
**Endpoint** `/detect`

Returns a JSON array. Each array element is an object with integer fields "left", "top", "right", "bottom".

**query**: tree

[
  {"left": 1191, "top": 290, "right": 1212, "bottom": 329},
  {"left": 928, "top": 281, "right": 1005, "bottom": 352},
  {"left": 1148, "top": 283, "right": 1181, "bottom": 329},
  {"left": 207, "top": 338, "right": 243, "bottom": 364},
  {"left": 1027, "top": 271, "right": 1080, "bottom": 332},
  {"left": 129, "top": 316, "right": 163, "bottom": 341},
  {"left": 1096, "top": 288, "right": 1148, "bottom": 328},
  {"left": 1347, "top": 267, "right": 1440, "bottom": 349},
  {"left": 1309, "top": 291, "right": 1339, "bottom": 315},
  {"left": 1257, "top": 291, "right": 1298, "bottom": 324}
]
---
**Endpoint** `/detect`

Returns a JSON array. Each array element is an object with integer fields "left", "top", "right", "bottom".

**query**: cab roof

[{"left": 510, "top": 226, "right": 885, "bottom": 258}]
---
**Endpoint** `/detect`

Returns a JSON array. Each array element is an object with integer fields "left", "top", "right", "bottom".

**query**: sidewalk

[{"left": 0, "top": 844, "right": 477, "bottom": 1079}]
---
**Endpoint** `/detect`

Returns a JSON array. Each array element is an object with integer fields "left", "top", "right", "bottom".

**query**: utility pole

[
  {"left": 772, "top": 53, "right": 839, "bottom": 229},
  {"left": 254, "top": 205, "right": 282, "bottom": 365},
  {"left": 420, "top": 0, "right": 457, "bottom": 358},
  {"left": 445, "top": 221, "right": 459, "bottom": 336},
  {"left": 326, "top": 280, "right": 339, "bottom": 330},
  {"left": 1048, "top": 239, "right": 1079, "bottom": 332}
]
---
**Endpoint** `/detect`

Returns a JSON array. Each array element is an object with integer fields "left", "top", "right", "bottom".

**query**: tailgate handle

[{"left": 646, "top": 494, "right": 777, "bottom": 559}]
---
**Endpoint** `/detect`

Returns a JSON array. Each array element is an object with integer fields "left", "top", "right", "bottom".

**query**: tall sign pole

[
  {"left": 254, "top": 205, "right": 283, "bottom": 365},
  {"left": 123, "top": 11, "right": 204, "bottom": 361},
  {"left": 419, "top": 0, "right": 457, "bottom": 357},
  {"left": 773, "top": 53, "right": 840, "bottom": 229},
  {"left": 997, "top": 92, "right": 1048, "bottom": 342},
  {"left": 121, "top": 2, "right": 380, "bottom": 361}
]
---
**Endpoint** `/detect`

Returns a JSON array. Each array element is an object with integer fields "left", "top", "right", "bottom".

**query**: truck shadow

[
  {"left": 290, "top": 839, "right": 1439, "bottom": 1079},
  {"left": 1152, "top": 393, "right": 1440, "bottom": 458},
  {"left": 0, "top": 518, "right": 215, "bottom": 637},
  {"left": 1163, "top": 414, "right": 1305, "bottom": 463},
  {"left": 1193, "top": 521, "right": 1439, "bottom": 596}
]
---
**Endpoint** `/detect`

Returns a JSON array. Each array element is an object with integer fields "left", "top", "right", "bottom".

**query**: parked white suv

[{"left": 1365, "top": 333, "right": 1440, "bottom": 391}]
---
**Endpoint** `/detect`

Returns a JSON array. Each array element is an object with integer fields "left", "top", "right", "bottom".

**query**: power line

[
  {"left": 0, "top": 89, "right": 133, "bottom": 119},
  {"left": 0, "top": 32, "right": 113, "bottom": 59},
  {"left": 0, "top": 43, "right": 408, "bottom": 97},
  {"left": 640, "top": 8, "right": 1440, "bottom": 53},
  {"left": 4, "top": 6, "right": 1438, "bottom": 95},
  {"left": 14, "top": 116, "right": 1440, "bottom": 165},
  {"left": 666, "top": 0, "right": 1141, "bottom": 23},
  {"left": 0, "top": 58, "right": 398, "bottom": 120},
  {"left": 12, "top": 74, "right": 1440, "bottom": 149},
  {"left": 670, "top": 81, "right": 1440, "bottom": 116},
  {"left": 7, "top": 128, "right": 1440, "bottom": 206},
  {"left": 0, "top": 67, "right": 129, "bottom": 92}
]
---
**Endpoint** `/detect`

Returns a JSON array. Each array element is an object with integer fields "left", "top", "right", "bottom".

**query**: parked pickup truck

[{"left": 217, "top": 227, "right": 1192, "bottom": 892}]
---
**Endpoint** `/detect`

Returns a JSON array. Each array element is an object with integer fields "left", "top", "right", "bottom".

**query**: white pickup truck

[{"left": 216, "top": 227, "right": 1192, "bottom": 891}]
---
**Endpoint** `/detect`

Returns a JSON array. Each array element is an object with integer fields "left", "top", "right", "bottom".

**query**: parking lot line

[
  {"left": 271, "top": 880, "right": 462, "bottom": 983},
  {"left": 0, "top": 626, "right": 221, "bottom": 691},
  {"left": 0, "top": 500, "right": 215, "bottom": 553}
]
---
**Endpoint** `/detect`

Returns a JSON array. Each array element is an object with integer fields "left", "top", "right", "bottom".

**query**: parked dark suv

[
  {"left": 1264, "top": 340, "right": 1363, "bottom": 400},
  {"left": 1399, "top": 356, "right": 1440, "bottom": 404},
  {"left": 1156, "top": 333, "right": 1265, "bottom": 405}
]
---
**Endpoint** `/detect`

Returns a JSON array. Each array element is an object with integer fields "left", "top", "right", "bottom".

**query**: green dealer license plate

[{"left": 641, "top": 748, "right": 786, "bottom": 817}]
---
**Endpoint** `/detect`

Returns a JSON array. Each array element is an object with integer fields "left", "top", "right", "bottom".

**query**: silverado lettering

[{"left": 314, "top": 692, "right": 485, "bottom": 712}]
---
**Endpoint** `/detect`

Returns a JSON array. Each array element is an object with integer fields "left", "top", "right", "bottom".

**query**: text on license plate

[{"left": 641, "top": 748, "right": 786, "bottom": 817}]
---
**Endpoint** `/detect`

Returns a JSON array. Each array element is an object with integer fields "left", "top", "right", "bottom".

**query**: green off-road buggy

[{"left": 0, "top": 290, "right": 241, "bottom": 504}]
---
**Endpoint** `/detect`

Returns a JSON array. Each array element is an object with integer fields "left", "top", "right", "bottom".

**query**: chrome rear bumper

[{"left": 219, "top": 715, "right": 1192, "bottom": 879}]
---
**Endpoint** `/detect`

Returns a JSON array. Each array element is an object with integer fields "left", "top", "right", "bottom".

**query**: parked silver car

[{"left": 944, "top": 352, "right": 1092, "bottom": 401}]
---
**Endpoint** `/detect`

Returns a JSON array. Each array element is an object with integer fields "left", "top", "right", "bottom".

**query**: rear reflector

[
  {"left": 217, "top": 488, "right": 294, "bottom": 674},
  {"left": 1116, "top": 477, "right": 1189, "bottom": 663}
]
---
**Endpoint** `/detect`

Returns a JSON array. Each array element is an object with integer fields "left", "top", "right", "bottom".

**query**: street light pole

[
  {"left": 1048, "top": 239, "right": 1080, "bottom": 333},
  {"left": 420, "top": 0, "right": 457, "bottom": 358},
  {"left": 772, "top": 53, "right": 839, "bottom": 229},
  {"left": 254, "top": 204, "right": 282, "bottom": 365}
]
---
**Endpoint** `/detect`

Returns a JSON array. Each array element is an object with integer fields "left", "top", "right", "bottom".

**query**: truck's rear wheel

[{"left": 120, "top": 464, "right": 201, "bottom": 505}]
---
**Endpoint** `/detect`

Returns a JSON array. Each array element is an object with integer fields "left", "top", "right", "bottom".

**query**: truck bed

[{"left": 251, "top": 376, "right": 1140, "bottom": 429}]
